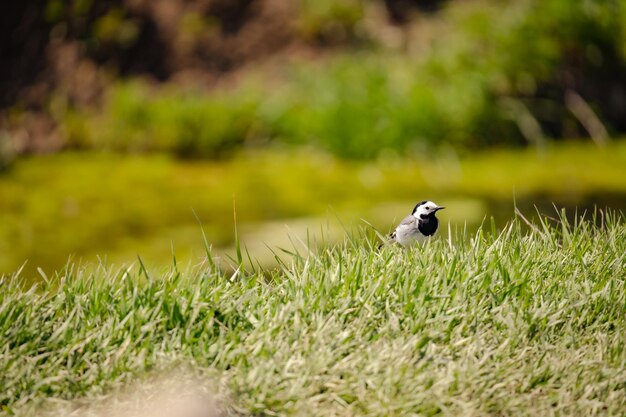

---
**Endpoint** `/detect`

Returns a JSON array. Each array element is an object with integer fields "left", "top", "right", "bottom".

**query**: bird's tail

[{"left": 377, "top": 232, "right": 396, "bottom": 251}]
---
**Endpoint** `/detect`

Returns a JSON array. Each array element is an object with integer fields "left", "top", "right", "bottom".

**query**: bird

[{"left": 378, "top": 200, "right": 445, "bottom": 249}]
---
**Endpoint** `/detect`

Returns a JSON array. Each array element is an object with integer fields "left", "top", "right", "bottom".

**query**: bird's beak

[{"left": 435, "top": 206, "right": 446, "bottom": 211}]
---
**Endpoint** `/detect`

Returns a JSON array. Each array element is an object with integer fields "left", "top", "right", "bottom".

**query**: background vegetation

[
  {"left": 1, "top": 142, "right": 626, "bottom": 278},
  {"left": 2, "top": 0, "right": 626, "bottom": 160}
]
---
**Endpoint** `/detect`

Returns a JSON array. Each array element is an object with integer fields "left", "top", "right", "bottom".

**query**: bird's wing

[
  {"left": 379, "top": 215, "right": 416, "bottom": 249},
  {"left": 388, "top": 215, "right": 416, "bottom": 238},
  {"left": 398, "top": 215, "right": 417, "bottom": 227}
]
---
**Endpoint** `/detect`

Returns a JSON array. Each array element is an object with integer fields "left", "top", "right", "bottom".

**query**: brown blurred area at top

[
  {"left": 2, "top": 0, "right": 291, "bottom": 151},
  {"left": 1, "top": 0, "right": 440, "bottom": 153}
]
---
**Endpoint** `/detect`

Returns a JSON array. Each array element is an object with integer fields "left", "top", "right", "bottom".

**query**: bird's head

[{"left": 412, "top": 200, "right": 445, "bottom": 219}]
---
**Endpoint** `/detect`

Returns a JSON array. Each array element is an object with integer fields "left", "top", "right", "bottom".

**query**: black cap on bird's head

[
  {"left": 412, "top": 200, "right": 428, "bottom": 214},
  {"left": 412, "top": 200, "right": 445, "bottom": 217}
]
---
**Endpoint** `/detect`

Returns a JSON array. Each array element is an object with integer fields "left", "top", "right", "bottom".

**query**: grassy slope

[
  {"left": 1, "top": 140, "right": 626, "bottom": 277},
  {"left": 2, "top": 213, "right": 625, "bottom": 416}
]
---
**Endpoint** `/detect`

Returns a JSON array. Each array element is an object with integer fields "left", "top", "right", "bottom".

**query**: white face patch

[{"left": 413, "top": 200, "right": 439, "bottom": 217}]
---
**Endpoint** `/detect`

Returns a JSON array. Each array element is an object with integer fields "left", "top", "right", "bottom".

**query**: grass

[
  {"left": 2, "top": 210, "right": 625, "bottom": 416},
  {"left": 1, "top": 140, "right": 626, "bottom": 277}
]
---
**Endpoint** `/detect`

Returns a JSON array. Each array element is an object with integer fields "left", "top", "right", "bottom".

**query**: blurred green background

[{"left": 1, "top": 0, "right": 626, "bottom": 277}]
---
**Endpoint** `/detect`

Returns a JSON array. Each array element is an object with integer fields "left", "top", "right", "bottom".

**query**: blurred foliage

[
  {"left": 63, "top": 83, "right": 262, "bottom": 158},
  {"left": 296, "top": 0, "right": 367, "bottom": 44},
  {"left": 43, "top": 0, "right": 626, "bottom": 159},
  {"left": 45, "top": 0, "right": 138, "bottom": 49},
  {"left": 1, "top": 141, "right": 626, "bottom": 277}
]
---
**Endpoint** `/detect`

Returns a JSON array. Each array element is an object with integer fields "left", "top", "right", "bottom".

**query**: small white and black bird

[{"left": 379, "top": 200, "right": 445, "bottom": 248}]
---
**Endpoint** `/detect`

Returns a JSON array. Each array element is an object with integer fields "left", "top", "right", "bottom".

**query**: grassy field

[{"left": 2, "top": 211, "right": 625, "bottom": 416}]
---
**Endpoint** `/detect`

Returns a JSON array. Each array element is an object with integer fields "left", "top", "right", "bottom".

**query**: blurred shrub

[
  {"left": 66, "top": 83, "right": 261, "bottom": 158},
  {"left": 59, "top": 0, "right": 626, "bottom": 159},
  {"left": 286, "top": 0, "right": 626, "bottom": 155},
  {"left": 263, "top": 56, "right": 451, "bottom": 158},
  {"left": 438, "top": 0, "right": 626, "bottom": 139},
  {"left": 296, "top": 0, "right": 367, "bottom": 44}
]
